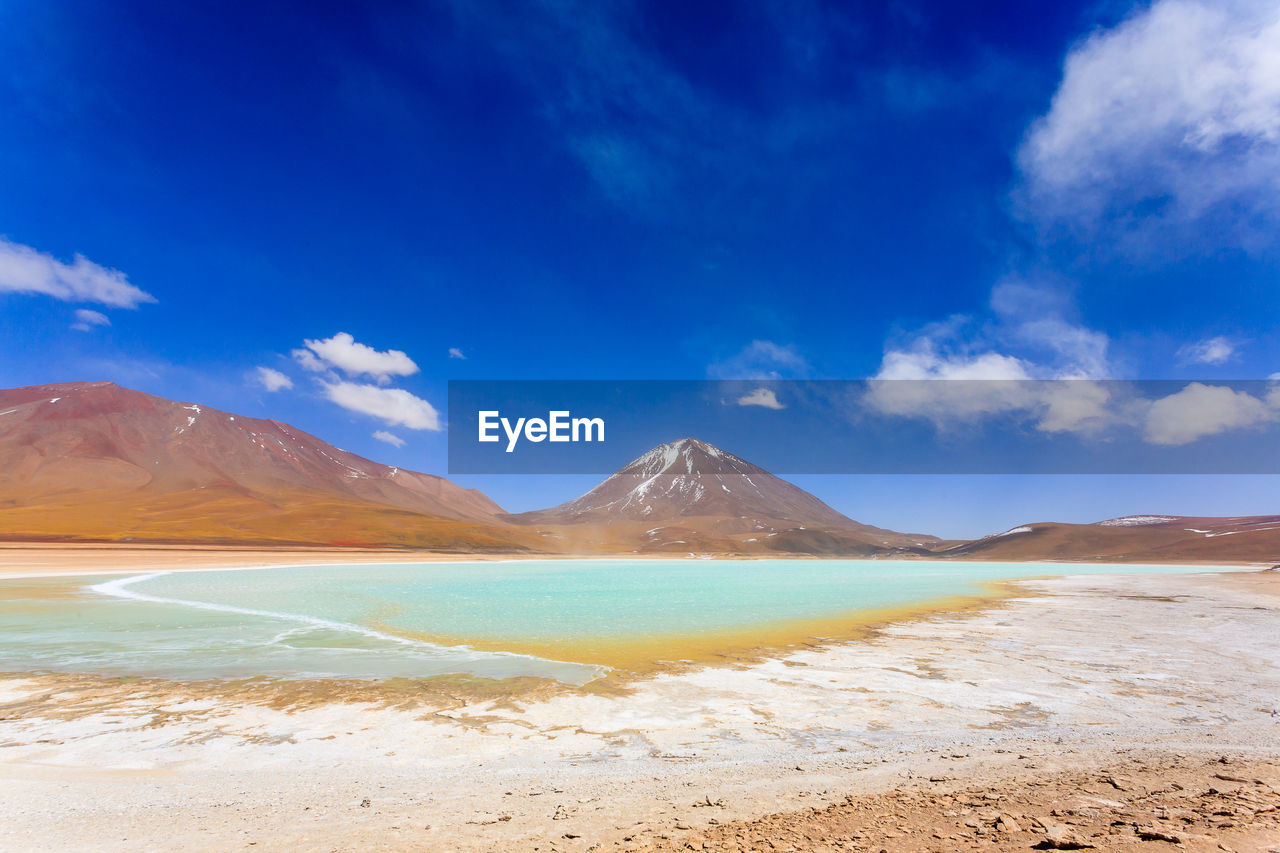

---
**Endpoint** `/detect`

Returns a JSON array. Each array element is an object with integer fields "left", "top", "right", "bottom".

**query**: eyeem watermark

[
  {"left": 450, "top": 379, "right": 1280, "bottom": 474},
  {"left": 478, "top": 410, "right": 605, "bottom": 452}
]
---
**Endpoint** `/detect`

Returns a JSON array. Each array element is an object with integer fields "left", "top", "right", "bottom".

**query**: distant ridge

[{"left": 938, "top": 515, "right": 1280, "bottom": 563}]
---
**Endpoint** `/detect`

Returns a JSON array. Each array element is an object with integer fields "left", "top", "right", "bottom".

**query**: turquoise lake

[{"left": 0, "top": 560, "right": 1222, "bottom": 685}]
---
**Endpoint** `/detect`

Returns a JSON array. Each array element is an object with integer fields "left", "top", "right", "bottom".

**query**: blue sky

[{"left": 1, "top": 0, "right": 1278, "bottom": 537}]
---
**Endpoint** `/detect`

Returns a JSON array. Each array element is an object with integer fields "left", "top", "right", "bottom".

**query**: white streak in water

[{"left": 89, "top": 572, "right": 607, "bottom": 677}]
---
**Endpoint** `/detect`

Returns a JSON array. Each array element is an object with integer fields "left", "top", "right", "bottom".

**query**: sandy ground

[
  {"left": 1, "top": 568, "right": 1278, "bottom": 851},
  {"left": 0, "top": 543, "right": 1262, "bottom": 580},
  {"left": 0, "top": 543, "right": 530, "bottom": 579}
]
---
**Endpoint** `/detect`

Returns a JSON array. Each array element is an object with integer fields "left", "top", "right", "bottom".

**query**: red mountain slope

[
  {"left": 939, "top": 515, "right": 1280, "bottom": 563},
  {"left": 0, "top": 381, "right": 522, "bottom": 548}
]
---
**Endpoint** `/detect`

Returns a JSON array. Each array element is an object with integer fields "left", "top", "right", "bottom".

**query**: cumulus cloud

[
  {"left": 253, "top": 366, "right": 293, "bottom": 392},
  {"left": 870, "top": 322, "right": 1033, "bottom": 427},
  {"left": 70, "top": 308, "right": 111, "bottom": 332},
  {"left": 861, "top": 1, "right": 1280, "bottom": 443},
  {"left": 280, "top": 333, "right": 441, "bottom": 431},
  {"left": 321, "top": 380, "right": 441, "bottom": 430},
  {"left": 1178, "top": 335, "right": 1240, "bottom": 365},
  {"left": 708, "top": 341, "right": 809, "bottom": 380},
  {"left": 876, "top": 279, "right": 1112, "bottom": 383},
  {"left": 875, "top": 337, "right": 1032, "bottom": 381},
  {"left": 448, "top": 347, "right": 466, "bottom": 360},
  {"left": 1018, "top": 0, "right": 1280, "bottom": 248},
  {"left": 866, "top": 381, "right": 1033, "bottom": 430},
  {"left": 0, "top": 237, "right": 156, "bottom": 307},
  {"left": 987, "top": 278, "right": 1113, "bottom": 378},
  {"left": 297, "top": 332, "right": 419, "bottom": 384},
  {"left": 868, "top": 307, "right": 1276, "bottom": 443},
  {"left": 1035, "top": 381, "right": 1117, "bottom": 434},
  {"left": 865, "top": 278, "right": 1120, "bottom": 434},
  {"left": 736, "top": 388, "right": 785, "bottom": 410},
  {"left": 372, "top": 430, "right": 406, "bottom": 448},
  {"left": 1144, "top": 382, "right": 1277, "bottom": 444},
  {"left": 291, "top": 348, "right": 327, "bottom": 373}
]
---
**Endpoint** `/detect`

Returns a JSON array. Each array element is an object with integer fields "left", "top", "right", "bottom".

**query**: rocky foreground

[{"left": 638, "top": 753, "right": 1280, "bottom": 852}]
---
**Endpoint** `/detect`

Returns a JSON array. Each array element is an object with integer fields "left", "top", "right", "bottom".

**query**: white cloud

[
  {"left": 253, "top": 366, "right": 293, "bottom": 392},
  {"left": 1144, "top": 381, "right": 1276, "bottom": 444},
  {"left": 448, "top": 347, "right": 466, "bottom": 360},
  {"left": 989, "top": 278, "right": 1112, "bottom": 379},
  {"left": 865, "top": 380, "right": 1035, "bottom": 429},
  {"left": 864, "top": 277, "right": 1121, "bottom": 433},
  {"left": 736, "top": 388, "right": 785, "bottom": 410},
  {"left": 1178, "top": 335, "right": 1240, "bottom": 365},
  {"left": 0, "top": 237, "right": 156, "bottom": 308},
  {"left": 372, "top": 430, "right": 406, "bottom": 448},
  {"left": 70, "top": 308, "right": 111, "bottom": 332},
  {"left": 1036, "top": 381, "right": 1116, "bottom": 434},
  {"left": 281, "top": 333, "right": 440, "bottom": 431},
  {"left": 870, "top": 322, "right": 1035, "bottom": 426},
  {"left": 876, "top": 279, "right": 1112, "bottom": 385},
  {"left": 1018, "top": 0, "right": 1280, "bottom": 247},
  {"left": 708, "top": 340, "right": 809, "bottom": 379},
  {"left": 299, "top": 332, "right": 419, "bottom": 384},
  {"left": 869, "top": 308, "right": 1276, "bottom": 443},
  {"left": 875, "top": 341, "right": 1032, "bottom": 381},
  {"left": 291, "top": 348, "right": 327, "bottom": 373},
  {"left": 321, "top": 380, "right": 441, "bottom": 430}
]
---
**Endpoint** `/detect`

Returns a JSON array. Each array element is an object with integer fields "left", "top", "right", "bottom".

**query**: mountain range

[{"left": 0, "top": 381, "right": 1275, "bottom": 563}]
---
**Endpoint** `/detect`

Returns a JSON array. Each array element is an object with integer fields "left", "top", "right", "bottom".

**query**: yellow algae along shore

[{"left": 377, "top": 584, "right": 1018, "bottom": 675}]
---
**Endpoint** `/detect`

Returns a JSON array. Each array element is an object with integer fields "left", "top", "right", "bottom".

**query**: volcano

[{"left": 508, "top": 437, "right": 942, "bottom": 555}]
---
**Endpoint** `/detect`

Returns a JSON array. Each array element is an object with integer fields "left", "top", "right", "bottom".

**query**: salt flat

[{"left": 1, "top": 569, "right": 1277, "bottom": 851}]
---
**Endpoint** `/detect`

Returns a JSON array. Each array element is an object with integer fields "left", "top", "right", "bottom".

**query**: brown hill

[
  {"left": 507, "top": 438, "right": 941, "bottom": 555},
  {"left": 939, "top": 514, "right": 1280, "bottom": 564},
  {"left": 0, "top": 381, "right": 530, "bottom": 549}
]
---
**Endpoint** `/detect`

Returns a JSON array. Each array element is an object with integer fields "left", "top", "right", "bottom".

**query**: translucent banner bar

[{"left": 447, "top": 380, "right": 1280, "bottom": 474}]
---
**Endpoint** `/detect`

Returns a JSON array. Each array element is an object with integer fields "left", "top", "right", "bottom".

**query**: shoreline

[
  {"left": 0, "top": 560, "right": 1031, "bottom": 690},
  {"left": 1, "top": 569, "right": 1276, "bottom": 851},
  {"left": 0, "top": 581, "right": 1024, "bottom": 704},
  {"left": 0, "top": 547, "right": 1257, "bottom": 686},
  {"left": 0, "top": 541, "right": 1268, "bottom": 581}
]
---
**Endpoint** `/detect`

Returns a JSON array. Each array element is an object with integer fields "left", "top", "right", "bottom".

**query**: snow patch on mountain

[{"left": 1098, "top": 515, "right": 1178, "bottom": 527}]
